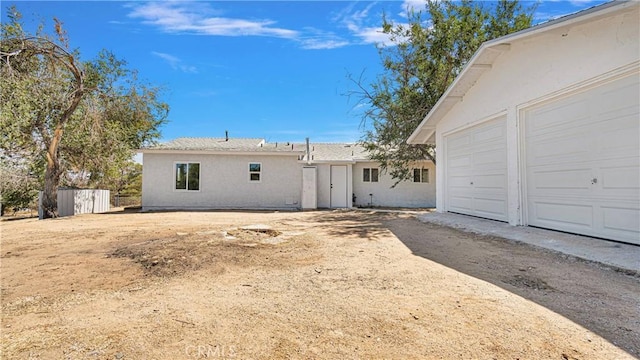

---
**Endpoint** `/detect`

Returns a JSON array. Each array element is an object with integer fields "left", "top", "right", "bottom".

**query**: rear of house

[
  {"left": 408, "top": 2, "right": 640, "bottom": 244},
  {"left": 352, "top": 160, "right": 435, "bottom": 208},
  {"left": 141, "top": 138, "right": 304, "bottom": 211},
  {"left": 140, "top": 138, "right": 435, "bottom": 211}
]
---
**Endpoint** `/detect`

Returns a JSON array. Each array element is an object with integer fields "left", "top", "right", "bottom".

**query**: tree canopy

[
  {"left": 0, "top": 7, "right": 168, "bottom": 217},
  {"left": 354, "top": 0, "right": 534, "bottom": 185}
]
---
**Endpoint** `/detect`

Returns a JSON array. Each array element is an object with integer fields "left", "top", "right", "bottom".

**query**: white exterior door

[
  {"left": 330, "top": 165, "right": 348, "bottom": 208},
  {"left": 524, "top": 74, "right": 640, "bottom": 244},
  {"left": 444, "top": 116, "right": 508, "bottom": 221}
]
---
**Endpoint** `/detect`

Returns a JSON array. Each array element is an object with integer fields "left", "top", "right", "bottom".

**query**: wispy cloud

[
  {"left": 299, "top": 28, "right": 350, "bottom": 50},
  {"left": 332, "top": 2, "right": 396, "bottom": 46},
  {"left": 151, "top": 51, "right": 197, "bottom": 73},
  {"left": 128, "top": 1, "right": 411, "bottom": 50},
  {"left": 535, "top": 0, "right": 604, "bottom": 22},
  {"left": 128, "top": 1, "right": 298, "bottom": 38},
  {"left": 399, "top": 0, "right": 426, "bottom": 17}
]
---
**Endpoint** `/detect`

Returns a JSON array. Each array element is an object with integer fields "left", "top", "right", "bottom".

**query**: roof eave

[
  {"left": 298, "top": 160, "right": 357, "bottom": 164},
  {"left": 139, "top": 149, "right": 304, "bottom": 156}
]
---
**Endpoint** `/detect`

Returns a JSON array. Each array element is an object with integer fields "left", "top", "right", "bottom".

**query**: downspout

[{"left": 306, "top": 137, "right": 311, "bottom": 165}]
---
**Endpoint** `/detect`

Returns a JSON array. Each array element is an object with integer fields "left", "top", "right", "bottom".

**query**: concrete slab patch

[{"left": 417, "top": 212, "right": 640, "bottom": 274}]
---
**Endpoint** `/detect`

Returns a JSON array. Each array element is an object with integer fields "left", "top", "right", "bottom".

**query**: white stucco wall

[
  {"left": 433, "top": 8, "right": 639, "bottom": 225},
  {"left": 352, "top": 161, "right": 435, "bottom": 208},
  {"left": 142, "top": 153, "right": 302, "bottom": 210}
]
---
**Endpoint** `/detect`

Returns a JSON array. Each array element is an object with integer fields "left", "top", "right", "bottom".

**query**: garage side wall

[
  {"left": 434, "top": 9, "right": 639, "bottom": 225},
  {"left": 352, "top": 161, "right": 435, "bottom": 208},
  {"left": 142, "top": 153, "right": 302, "bottom": 210}
]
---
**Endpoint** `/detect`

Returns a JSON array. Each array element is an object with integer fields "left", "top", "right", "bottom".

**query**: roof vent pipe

[
  {"left": 305, "top": 137, "right": 310, "bottom": 165},
  {"left": 225, "top": 130, "right": 229, "bottom": 141}
]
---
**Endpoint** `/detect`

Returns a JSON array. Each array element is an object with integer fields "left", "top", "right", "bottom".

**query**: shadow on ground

[
  {"left": 305, "top": 210, "right": 394, "bottom": 241},
  {"left": 383, "top": 215, "right": 640, "bottom": 357}
]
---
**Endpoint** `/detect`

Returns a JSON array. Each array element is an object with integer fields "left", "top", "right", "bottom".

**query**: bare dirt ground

[{"left": 1, "top": 209, "right": 638, "bottom": 359}]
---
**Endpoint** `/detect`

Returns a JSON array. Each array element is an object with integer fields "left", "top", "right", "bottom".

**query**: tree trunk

[
  {"left": 41, "top": 126, "right": 63, "bottom": 219},
  {"left": 42, "top": 161, "right": 60, "bottom": 219}
]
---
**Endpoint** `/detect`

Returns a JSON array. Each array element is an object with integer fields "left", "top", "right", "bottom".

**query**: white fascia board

[
  {"left": 140, "top": 149, "right": 303, "bottom": 156},
  {"left": 298, "top": 160, "right": 357, "bottom": 164}
]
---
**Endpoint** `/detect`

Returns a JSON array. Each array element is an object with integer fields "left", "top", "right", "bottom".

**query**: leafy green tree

[
  {"left": 354, "top": 0, "right": 534, "bottom": 184},
  {"left": 0, "top": 8, "right": 168, "bottom": 218},
  {"left": 0, "top": 156, "right": 39, "bottom": 216}
]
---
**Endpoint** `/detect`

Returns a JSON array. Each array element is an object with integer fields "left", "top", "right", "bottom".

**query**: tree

[
  {"left": 0, "top": 8, "right": 168, "bottom": 218},
  {"left": 0, "top": 156, "right": 39, "bottom": 216},
  {"left": 353, "top": 0, "right": 534, "bottom": 185}
]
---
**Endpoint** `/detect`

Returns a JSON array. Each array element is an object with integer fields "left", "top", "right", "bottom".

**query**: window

[
  {"left": 249, "top": 162, "right": 261, "bottom": 182},
  {"left": 413, "top": 168, "right": 429, "bottom": 183},
  {"left": 363, "top": 168, "right": 379, "bottom": 182},
  {"left": 175, "top": 163, "right": 200, "bottom": 191}
]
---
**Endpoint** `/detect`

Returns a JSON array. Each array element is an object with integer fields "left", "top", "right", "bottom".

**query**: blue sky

[{"left": 5, "top": 1, "right": 606, "bottom": 144}]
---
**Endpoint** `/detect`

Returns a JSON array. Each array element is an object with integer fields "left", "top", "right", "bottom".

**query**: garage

[
  {"left": 445, "top": 116, "right": 508, "bottom": 221},
  {"left": 407, "top": 2, "right": 639, "bottom": 244},
  {"left": 524, "top": 74, "right": 640, "bottom": 244}
]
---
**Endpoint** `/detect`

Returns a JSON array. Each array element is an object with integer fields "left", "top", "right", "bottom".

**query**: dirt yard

[{"left": 1, "top": 209, "right": 638, "bottom": 359}]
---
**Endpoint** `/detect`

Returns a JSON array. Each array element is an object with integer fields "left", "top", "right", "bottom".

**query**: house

[
  {"left": 140, "top": 138, "right": 434, "bottom": 211},
  {"left": 407, "top": 2, "right": 639, "bottom": 244}
]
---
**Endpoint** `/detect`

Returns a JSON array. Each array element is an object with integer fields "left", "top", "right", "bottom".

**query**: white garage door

[
  {"left": 445, "top": 116, "right": 508, "bottom": 221},
  {"left": 524, "top": 74, "right": 640, "bottom": 244}
]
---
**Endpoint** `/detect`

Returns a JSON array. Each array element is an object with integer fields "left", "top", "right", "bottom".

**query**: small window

[
  {"left": 363, "top": 168, "right": 379, "bottom": 182},
  {"left": 175, "top": 162, "right": 200, "bottom": 191},
  {"left": 249, "top": 162, "right": 261, "bottom": 182},
  {"left": 413, "top": 168, "right": 429, "bottom": 183}
]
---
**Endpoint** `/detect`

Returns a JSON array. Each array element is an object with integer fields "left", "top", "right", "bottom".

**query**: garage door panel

[
  {"left": 527, "top": 134, "right": 593, "bottom": 165},
  {"left": 449, "top": 196, "right": 473, "bottom": 212},
  {"left": 474, "top": 148, "right": 507, "bottom": 167},
  {"left": 448, "top": 155, "right": 472, "bottom": 169},
  {"left": 602, "top": 206, "right": 640, "bottom": 234},
  {"left": 527, "top": 97, "right": 590, "bottom": 135},
  {"left": 597, "top": 117, "right": 640, "bottom": 154},
  {"left": 473, "top": 174, "right": 506, "bottom": 190},
  {"left": 449, "top": 175, "right": 472, "bottom": 187},
  {"left": 473, "top": 198, "right": 507, "bottom": 220},
  {"left": 447, "top": 134, "right": 472, "bottom": 152},
  {"left": 445, "top": 116, "right": 508, "bottom": 221},
  {"left": 531, "top": 168, "right": 591, "bottom": 188},
  {"left": 598, "top": 75, "right": 640, "bottom": 115},
  {"left": 601, "top": 165, "right": 640, "bottom": 190},
  {"left": 473, "top": 122, "right": 505, "bottom": 143},
  {"left": 525, "top": 73, "right": 640, "bottom": 244},
  {"left": 531, "top": 201, "right": 594, "bottom": 227}
]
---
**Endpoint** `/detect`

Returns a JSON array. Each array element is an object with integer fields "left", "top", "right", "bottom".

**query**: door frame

[
  {"left": 330, "top": 165, "right": 348, "bottom": 208},
  {"left": 441, "top": 112, "right": 508, "bottom": 220}
]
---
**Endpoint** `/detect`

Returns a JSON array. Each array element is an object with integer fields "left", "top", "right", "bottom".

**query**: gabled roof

[
  {"left": 141, "top": 137, "right": 303, "bottom": 154},
  {"left": 300, "top": 143, "right": 369, "bottom": 163},
  {"left": 407, "top": 1, "right": 638, "bottom": 145},
  {"left": 142, "top": 137, "right": 430, "bottom": 164}
]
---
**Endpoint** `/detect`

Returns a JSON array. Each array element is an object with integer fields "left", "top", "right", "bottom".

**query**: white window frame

[
  {"left": 174, "top": 162, "right": 201, "bottom": 192},
  {"left": 363, "top": 168, "right": 379, "bottom": 183},
  {"left": 249, "top": 162, "right": 262, "bottom": 183},
  {"left": 413, "top": 168, "right": 429, "bottom": 183}
]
